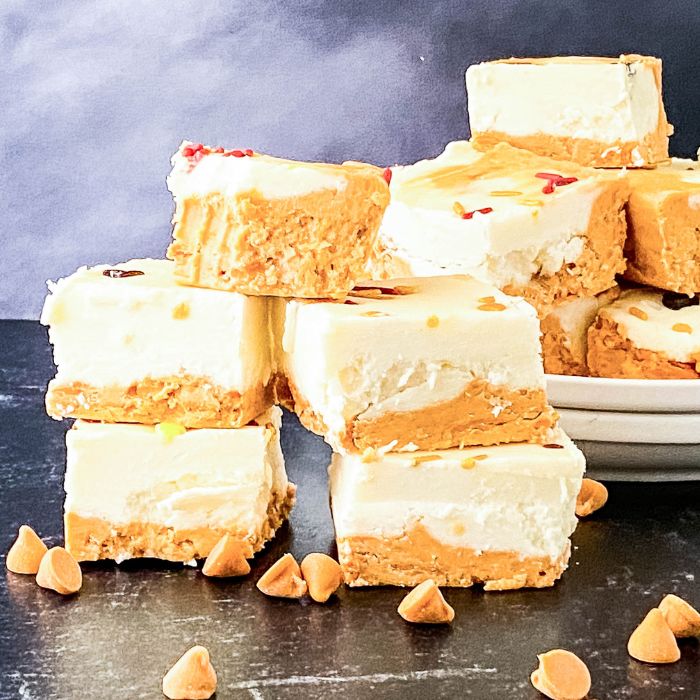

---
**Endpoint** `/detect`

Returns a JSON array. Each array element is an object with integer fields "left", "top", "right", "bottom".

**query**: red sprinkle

[
  {"left": 383, "top": 167, "right": 392, "bottom": 185},
  {"left": 462, "top": 207, "right": 494, "bottom": 220},
  {"left": 535, "top": 172, "right": 578, "bottom": 194}
]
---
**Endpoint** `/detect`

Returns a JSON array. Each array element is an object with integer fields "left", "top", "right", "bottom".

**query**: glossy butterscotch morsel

[
  {"left": 530, "top": 649, "right": 591, "bottom": 700},
  {"left": 627, "top": 608, "right": 680, "bottom": 664},
  {"left": 6, "top": 525, "right": 47, "bottom": 575},
  {"left": 256, "top": 553, "right": 307, "bottom": 599},
  {"left": 397, "top": 579, "right": 454, "bottom": 624},
  {"left": 35, "top": 547, "right": 82, "bottom": 595},
  {"left": 300, "top": 553, "right": 343, "bottom": 603},
  {"left": 658, "top": 594, "right": 700, "bottom": 638},
  {"left": 575, "top": 478, "right": 609, "bottom": 517},
  {"left": 162, "top": 645, "right": 217, "bottom": 700},
  {"left": 201, "top": 534, "right": 251, "bottom": 578}
]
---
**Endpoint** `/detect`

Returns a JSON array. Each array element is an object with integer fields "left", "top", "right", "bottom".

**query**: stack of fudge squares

[
  {"left": 41, "top": 136, "right": 587, "bottom": 591},
  {"left": 373, "top": 53, "right": 699, "bottom": 380}
]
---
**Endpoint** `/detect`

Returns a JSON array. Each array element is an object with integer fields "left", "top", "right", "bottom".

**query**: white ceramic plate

[{"left": 546, "top": 374, "right": 700, "bottom": 413}]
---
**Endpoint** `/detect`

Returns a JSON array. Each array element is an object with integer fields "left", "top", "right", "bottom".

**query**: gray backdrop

[{"left": 2, "top": 0, "right": 699, "bottom": 319}]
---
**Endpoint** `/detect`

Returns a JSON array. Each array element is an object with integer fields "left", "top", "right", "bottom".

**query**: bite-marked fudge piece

[
  {"left": 623, "top": 157, "right": 700, "bottom": 294},
  {"left": 466, "top": 55, "right": 671, "bottom": 167},
  {"left": 372, "top": 141, "right": 628, "bottom": 316},
  {"left": 329, "top": 429, "right": 584, "bottom": 589},
  {"left": 64, "top": 408, "right": 294, "bottom": 562},
  {"left": 42, "top": 259, "right": 273, "bottom": 428},
  {"left": 166, "top": 142, "right": 390, "bottom": 299},
  {"left": 278, "top": 275, "right": 557, "bottom": 453},
  {"left": 587, "top": 288, "right": 700, "bottom": 379},
  {"left": 541, "top": 286, "right": 620, "bottom": 376}
]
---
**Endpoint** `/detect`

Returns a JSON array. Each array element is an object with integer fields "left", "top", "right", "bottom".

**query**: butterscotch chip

[
  {"left": 201, "top": 534, "right": 251, "bottom": 578},
  {"left": 530, "top": 649, "right": 591, "bottom": 700},
  {"left": 627, "top": 608, "right": 681, "bottom": 663},
  {"left": 6, "top": 525, "right": 48, "bottom": 575},
  {"left": 658, "top": 594, "right": 700, "bottom": 637},
  {"left": 172, "top": 302, "right": 190, "bottom": 320},
  {"left": 300, "top": 553, "right": 343, "bottom": 603},
  {"left": 256, "top": 553, "right": 307, "bottom": 599},
  {"left": 672, "top": 323, "right": 693, "bottom": 334},
  {"left": 628, "top": 306, "right": 648, "bottom": 321},
  {"left": 478, "top": 303, "right": 507, "bottom": 312},
  {"left": 162, "top": 645, "right": 217, "bottom": 700},
  {"left": 35, "top": 547, "right": 82, "bottom": 595},
  {"left": 397, "top": 579, "right": 455, "bottom": 624},
  {"left": 575, "top": 478, "right": 609, "bottom": 517}
]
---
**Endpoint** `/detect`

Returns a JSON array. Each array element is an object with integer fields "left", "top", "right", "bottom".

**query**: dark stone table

[{"left": 1, "top": 320, "right": 698, "bottom": 699}]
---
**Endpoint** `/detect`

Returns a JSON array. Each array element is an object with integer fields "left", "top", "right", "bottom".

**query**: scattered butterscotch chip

[
  {"left": 489, "top": 190, "right": 522, "bottom": 197},
  {"left": 426, "top": 315, "right": 440, "bottom": 328},
  {"left": 6, "top": 525, "right": 48, "bottom": 575},
  {"left": 397, "top": 579, "right": 455, "bottom": 624},
  {"left": 460, "top": 457, "right": 476, "bottom": 469},
  {"left": 360, "top": 310, "right": 388, "bottom": 317},
  {"left": 202, "top": 534, "right": 251, "bottom": 578},
  {"left": 452, "top": 201, "right": 466, "bottom": 217},
  {"left": 162, "top": 645, "right": 217, "bottom": 700},
  {"left": 300, "top": 553, "right": 343, "bottom": 603},
  {"left": 35, "top": 547, "right": 82, "bottom": 595},
  {"left": 575, "top": 478, "right": 608, "bottom": 517},
  {"left": 172, "top": 302, "right": 190, "bottom": 320},
  {"left": 627, "top": 608, "right": 681, "bottom": 664},
  {"left": 672, "top": 323, "right": 693, "bottom": 334},
  {"left": 530, "top": 649, "right": 591, "bottom": 700},
  {"left": 628, "top": 306, "right": 648, "bottom": 321},
  {"left": 256, "top": 553, "right": 307, "bottom": 599},
  {"left": 478, "top": 295, "right": 496, "bottom": 304},
  {"left": 478, "top": 303, "right": 506, "bottom": 312},
  {"left": 473, "top": 454, "right": 488, "bottom": 461},
  {"left": 412, "top": 454, "right": 441, "bottom": 466},
  {"left": 659, "top": 594, "right": 700, "bottom": 637}
]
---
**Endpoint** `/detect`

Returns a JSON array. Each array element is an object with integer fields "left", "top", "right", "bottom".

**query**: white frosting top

[
  {"left": 601, "top": 289, "right": 700, "bottom": 361},
  {"left": 41, "top": 259, "right": 271, "bottom": 390},
  {"left": 329, "top": 428, "right": 584, "bottom": 558},
  {"left": 167, "top": 141, "right": 352, "bottom": 200},
  {"left": 280, "top": 275, "right": 546, "bottom": 451},
  {"left": 64, "top": 408, "right": 287, "bottom": 540},
  {"left": 466, "top": 56, "right": 662, "bottom": 147},
  {"left": 376, "top": 141, "right": 618, "bottom": 290}
]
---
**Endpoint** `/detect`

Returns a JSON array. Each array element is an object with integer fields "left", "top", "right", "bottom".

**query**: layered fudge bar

[
  {"left": 373, "top": 141, "right": 628, "bottom": 315},
  {"left": 42, "top": 259, "right": 273, "bottom": 428},
  {"left": 541, "top": 286, "right": 620, "bottom": 376},
  {"left": 166, "top": 142, "right": 390, "bottom": 299},
  {"left": 466, "top": 55, "right": 671, "bottom": 167},
  {"left": 623, "top": 157, "right": 700, "bottom": 294},
  {"left": 64, "top": 408, "right": 295, "bottom": 562},
  {"left": 588, "top": 288, "right": 700, "bottom": 379},
  {"left": 277, "top": 275, "right": 557, "bottom": 453},
  {"left": 329, "top": 429, "right": 585, "bottom": 589}
]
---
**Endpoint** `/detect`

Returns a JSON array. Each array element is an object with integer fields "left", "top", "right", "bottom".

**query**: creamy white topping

[
  {"left": 376, "top": 140, "right": 614, "bottom": 289},
  {"left": 280, "top": 275, "right": 546, "bottom": 451},
  {"left": 64, "top": 408, "right": 287, "bottom": 542},
  {"left": 329, "top": 428, "right": 584, "bottom": 558},
  {"left": 601, "top": 289, "right": 700, "bottom": 362},
  {"left": 466, "top": 57, "right": 661, "bottom": 144},
  {"left": 167, "top": 141, "right": 350, "bottom": 200},
  {"left": 41, "top": 259, "right": 271, "bottom": 390}
]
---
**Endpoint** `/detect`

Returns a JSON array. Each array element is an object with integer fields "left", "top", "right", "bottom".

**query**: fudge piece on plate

[
  {"left": 466, "top": 55, "right": 671, "bottom": 167},
  {"left": 329, "top": 429, "right": 584, "bottom": 589},
  {"left": 373, "top": 141, "right": 628, "bottom": 315},
  {"left": 166, "top": 142, "right": 390, "bottom": 299},
  {"left": 541, "top": 286, "right": 620, "bottom": 376},
  {"left": 587, "top": 288, "right": 700, "bottom": 379},
  {"left": 64, "top": 408, "right": 295, "bottom": 562},
  {"left": 278, "top": 275, "right": 557, "bottom": 453},
  {"left": 42, "top": 259, "right": 273, "bottom": 428},
  {"left": 623, "top": 157, "right": 700, "bottom": 294}
]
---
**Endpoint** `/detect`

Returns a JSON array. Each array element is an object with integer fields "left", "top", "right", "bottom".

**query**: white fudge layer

[
  {"left": 41, "top": 258, "right": 271, "bottom": 391},
  {"left": 64, "top": 408, "right": 287, "bottom": 537},
  {"left": 377, "top": 141, "right": 618, "bottom": 289},
  {"left": 280, "top": 275, "right": 546, "bottom": 450},
  {"left": 466, "top": 56, "right": 662, "bottom": 149},
  {"left": 329, "top": 428, "right": 584, "bottom": 559}
]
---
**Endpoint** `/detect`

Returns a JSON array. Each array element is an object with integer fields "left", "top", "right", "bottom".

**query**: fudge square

[
  {"left": 278, "top": 275, "right": 558, "bottom": 453},
  {"left": 373, "top": 141, "right": 628, "bottom": 316},
  {"left": 466, "top": 55, "right": 671, "bottom": 167},
  {"left": 587, "top": 288, "right": 700, "bottom": 379},
  {"left": 64, "top": 408, "right": 295, "bottom": 562},
  {"left": 329, "top": 428, "right": 585, "bottom": 589},
  {"left": 166, "top": 142, "right": 390, "bottom": 299},
  {"left": 623, "top": 158, "right": 700, "bottom": 295},
  {"left": 42, "top": 259, "right": 273, "bottom": 428}
]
